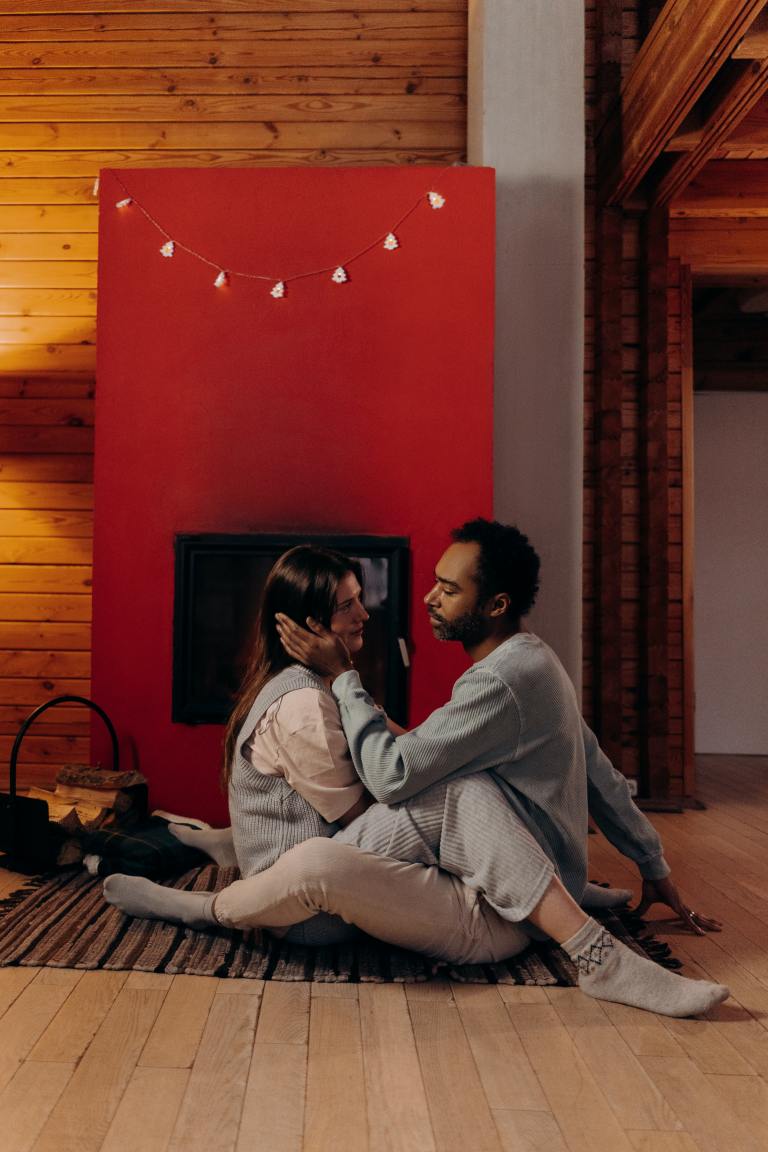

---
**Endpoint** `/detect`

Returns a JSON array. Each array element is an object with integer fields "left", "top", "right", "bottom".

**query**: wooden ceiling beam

[
  {"left": 671, "top": 160, "right": 768, "bottom": 216},
  {"left": 598, "top": 0, "right": 767, "bottom": 205},
  {"left": 655, "top": 58, "right": 768, "bottom": 205},
  {"left": 670, "top": 217, "right": 768, "bottom": 272},
  {"left": 695, "top": 364, "right": 768, "bottom": 390},
  {"left": 716, "top": 94, "right": 768, "bottom": 148},
  {"left": 668, "top": 96, "right": 768, "bottom": 151},
  {"left": 694, "top": 271, "right": 768, "bottom": 285},
  {"left": 733, "top": 7, "right": 768, "bottom": 57}
]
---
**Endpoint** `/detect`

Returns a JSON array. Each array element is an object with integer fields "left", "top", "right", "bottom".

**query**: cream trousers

[{"left": 213, "top": 838, "right": 531, "bottom": 965}]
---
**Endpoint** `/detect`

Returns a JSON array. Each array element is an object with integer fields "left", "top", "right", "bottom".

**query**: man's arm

[
  {"left": 332, "top": 667, "right": 521, "bottom": 804},
  {"left": 583, "top": 720, "right": 721, "bottom": 934},
  {"left": 275, "top": 611, "right": 522, "bottom": 804},
  {"left": 582, "top": 719, "right": 671, "bottom": 880}
]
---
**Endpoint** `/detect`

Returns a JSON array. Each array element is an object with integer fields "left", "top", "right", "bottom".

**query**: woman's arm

[
  {"left": 335, "top": 790, "right": 375, "bottom": 826},
  {"left": 266, "top": 689, "right": 369, "bottom": 825}
]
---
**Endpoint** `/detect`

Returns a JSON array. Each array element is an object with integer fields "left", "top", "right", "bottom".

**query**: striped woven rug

[{"left": 0, "top": 864, "right": 678, "bottom": 984}]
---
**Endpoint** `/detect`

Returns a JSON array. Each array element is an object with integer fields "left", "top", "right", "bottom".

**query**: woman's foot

[
  {"left": 103, "top": 874, "right": 218, "bottom": 928},
  {"left": 562, "top": 917, "right": 730, "bottom": 1017},
  {"left": 169, "top": 823, "right": 239, "bottom": 868}
]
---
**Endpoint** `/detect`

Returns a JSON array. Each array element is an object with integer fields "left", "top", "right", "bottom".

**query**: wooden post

[
  {"left": 591, "top": 0, "right": 625, "bottom": 772},
  {"left": 638, "top": 208, "right": 672, "bottom": 802},
  {"left": 593, "top": 208, "right": 625, "bottom": 772}
]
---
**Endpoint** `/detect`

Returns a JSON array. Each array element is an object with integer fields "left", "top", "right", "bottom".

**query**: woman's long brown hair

[{"left": 222, "top": 544, "right": 362, "bottom": 785}]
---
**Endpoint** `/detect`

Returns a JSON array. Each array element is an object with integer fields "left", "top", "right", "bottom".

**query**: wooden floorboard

[{"left": 0, "top": 754, "right": 766, "bottom": 1151}]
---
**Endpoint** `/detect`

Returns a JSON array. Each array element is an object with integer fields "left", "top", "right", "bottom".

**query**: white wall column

[
  {"left": 694, "top": 392, "right": 768, "bottom": 754},
  {"left": 469, "top": 0, "right": 584, "bottom": 687}
]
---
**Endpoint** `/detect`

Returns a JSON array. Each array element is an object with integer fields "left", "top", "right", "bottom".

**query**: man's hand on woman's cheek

[{"left": 275, "top": 613, "right": 353, "bottom": 679}]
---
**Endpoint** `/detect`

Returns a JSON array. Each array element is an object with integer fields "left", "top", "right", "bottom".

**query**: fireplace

[{"left": 172, "top": 533, "right": 410, "bottom": 726}]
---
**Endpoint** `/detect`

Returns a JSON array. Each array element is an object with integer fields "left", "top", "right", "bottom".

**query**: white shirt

[{"left": 243, "top": 687, "right": 364, "bottom": 824}]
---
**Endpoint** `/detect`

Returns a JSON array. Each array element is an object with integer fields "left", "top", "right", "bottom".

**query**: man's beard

[{"left": 429, "top": 609, "right": 488, "bottom": 646}]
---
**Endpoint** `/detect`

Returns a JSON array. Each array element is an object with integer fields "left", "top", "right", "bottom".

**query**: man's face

[{"left": 424, "top": 541, "right": 489, "bottom": 645}]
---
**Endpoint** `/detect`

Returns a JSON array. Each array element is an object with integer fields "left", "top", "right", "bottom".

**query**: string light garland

[{"left": 102, "top": 168, "right": 453, "bottom": 300}]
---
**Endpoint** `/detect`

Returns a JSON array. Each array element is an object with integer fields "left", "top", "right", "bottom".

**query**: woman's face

[{"left": 329, "top": 571, "right": 369, "bottom": 654}]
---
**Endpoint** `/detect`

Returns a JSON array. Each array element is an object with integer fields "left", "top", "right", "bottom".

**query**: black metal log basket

[{"left": 0, "top": 695, "right": 119, "bottom": 874}]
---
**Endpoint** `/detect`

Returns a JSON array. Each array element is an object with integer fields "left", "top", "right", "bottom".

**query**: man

[
  {"left": 278, "top": 518, "right": 714, "bottom": 934},
  {"left": 270, "top": 518, "right": 727, "bottom": 1014}
]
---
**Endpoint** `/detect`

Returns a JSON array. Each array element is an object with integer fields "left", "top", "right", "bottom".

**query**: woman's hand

[
  {"left": 634, "top": 876, "right": 722, "bottom": 935},
  {"left": 275, "top": 613, "right": 353, "bottom": 679}
]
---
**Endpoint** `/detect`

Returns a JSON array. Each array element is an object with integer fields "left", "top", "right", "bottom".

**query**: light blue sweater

[{"left": 332, "top": 632, "right": 670, "bottom": 902}]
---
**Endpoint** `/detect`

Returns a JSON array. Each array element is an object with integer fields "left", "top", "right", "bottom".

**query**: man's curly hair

[{"left": 451, "top": 518, "right": 540, "bottom": 621}]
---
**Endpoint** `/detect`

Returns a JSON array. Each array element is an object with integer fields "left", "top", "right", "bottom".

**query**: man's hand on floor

[{"left": 635, "top": 876, "right": 722, "bottom": 935}]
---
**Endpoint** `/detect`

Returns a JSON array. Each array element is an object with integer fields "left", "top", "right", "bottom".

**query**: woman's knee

[{"left": 278, "top": 836, "right": 351, "bottom": 886}]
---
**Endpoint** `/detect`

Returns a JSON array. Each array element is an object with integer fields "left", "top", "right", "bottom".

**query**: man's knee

[{"left": 446, "top": 772, "right": 504, "bottom": 808}]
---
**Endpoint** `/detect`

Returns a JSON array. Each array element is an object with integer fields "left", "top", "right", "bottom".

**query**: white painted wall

[
  {"left": 468, "top": 0, "right": 584, "bottom": 689},
  {"left": 694, "top": 392, "right": 768, "bottom": 753}
]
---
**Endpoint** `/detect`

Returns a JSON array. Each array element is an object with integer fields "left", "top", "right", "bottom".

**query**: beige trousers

[{"left": 213, "top": 838, "right": 530, "bottom": 965}]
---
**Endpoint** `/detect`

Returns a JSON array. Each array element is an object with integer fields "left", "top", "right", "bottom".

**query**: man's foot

[
  {"left": 562, "top": 917, "right": 730, "bottom": 1017},
  {"left": 103, "top": 874, "right": 217, "bottom": 929},
  {"left": 581, "top": 882, "right": 633, "bottom": 910},
  {"left": 169, "top": 823, "right": 239, "bottom": 868}
]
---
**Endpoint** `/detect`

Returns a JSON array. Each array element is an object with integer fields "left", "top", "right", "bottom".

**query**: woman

[
  {"left": 221, "top": 544, "right": 374, "bottom": 941},
  {"left": 105, "top": 547, "right": 729, "bottom": 1015}
]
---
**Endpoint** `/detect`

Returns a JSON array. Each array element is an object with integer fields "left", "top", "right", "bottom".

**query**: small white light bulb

[
  {"left": 159, "top": 240, "right": 175, "bottom": 258},
  {"left": 331, "top": 266, "right": 348, "bottom": 284},
  {"left": 383, "top": 232, "right": 399, "bottom": 250},
  {"left": 115, "top": 197, "right": 132, "bottom": 208},
  {"left": 214, "top": 270, "right": 228, "bottom": 288}
]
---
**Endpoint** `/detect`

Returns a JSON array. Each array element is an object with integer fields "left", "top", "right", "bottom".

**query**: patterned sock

[
  {"left": 562, "top": 917, "right": 730, "bottom": 1017},
  {"left": 581, "top": 882, "right": 633, "bottom": 909},
  {"left": 169, "top": 824, "right": 239, "bottom": 868},
  {"left": 103, "top": 874, "right": 218, "bottom": 929}
]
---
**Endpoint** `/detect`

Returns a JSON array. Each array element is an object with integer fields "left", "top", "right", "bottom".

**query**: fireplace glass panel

[{"left": 173, "top": 534, "right": 409, "bottom": 725}]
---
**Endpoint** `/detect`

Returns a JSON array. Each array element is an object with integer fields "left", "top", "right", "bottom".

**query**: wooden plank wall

[
  {"left": 585, "top": 0, "right": 686, "bottom": 800},
  {"left": 0, "top": 0, "right": 468, "bottom": 789}
]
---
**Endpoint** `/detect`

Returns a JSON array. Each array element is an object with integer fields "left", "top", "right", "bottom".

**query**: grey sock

[
  {"left": 103, "top": 874, "right": 218, "bottom": 929},
  {"left": 562, "top": 917, "right": 730, "bottom": 1018},
  {"left": 169, "top": 823, "right": 239, "bottom": 868},
  {"left": 581, "top": 882, "right": 633, "bottom": 909}
]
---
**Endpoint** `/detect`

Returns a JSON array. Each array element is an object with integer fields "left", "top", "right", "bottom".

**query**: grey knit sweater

[
  {"left": 332, "top": 632, "right": 670, "bottom": 902},
  {"left": 228, "top": 666, "right": 340, "bottom": 880}
]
